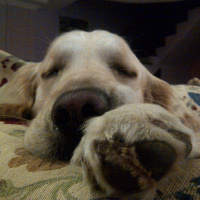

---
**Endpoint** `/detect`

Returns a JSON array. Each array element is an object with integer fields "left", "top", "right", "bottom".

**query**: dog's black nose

[
  {"left": 52, "top": 89, "right": 108, "bottom": 133},
  {"left": 51, "top": 88, "right": 108, "bottom": 136}
]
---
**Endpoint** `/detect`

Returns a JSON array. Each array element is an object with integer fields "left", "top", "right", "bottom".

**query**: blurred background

[{"left": 0, "top": 0, "right": 199, "bottom": 84}]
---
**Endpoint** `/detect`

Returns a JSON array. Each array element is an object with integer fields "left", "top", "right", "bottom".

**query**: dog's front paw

[{"left": 71, "top": 104, "right": 195, "bottom": 200}]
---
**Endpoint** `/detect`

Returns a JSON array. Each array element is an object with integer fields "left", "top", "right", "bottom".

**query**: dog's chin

[{"left": 24, "top": 123, "right": 83, "bottom": 162}]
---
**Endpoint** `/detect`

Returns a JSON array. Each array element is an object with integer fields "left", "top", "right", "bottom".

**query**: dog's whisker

[
  {"left": 124, "top": 33, "right": 143, "bottom": 44},
  {"left": 35, "top": 28, "right": 52, "bottom": 44}
]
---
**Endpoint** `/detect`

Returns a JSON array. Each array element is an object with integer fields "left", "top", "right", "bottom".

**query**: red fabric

[{"left": 0, "top": 77, "right": 8, "bottom": 87}]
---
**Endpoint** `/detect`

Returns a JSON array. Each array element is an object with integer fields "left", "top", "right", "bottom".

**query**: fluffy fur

[{"left": 0, "top": 30, "right": 200, "bottom": 200}]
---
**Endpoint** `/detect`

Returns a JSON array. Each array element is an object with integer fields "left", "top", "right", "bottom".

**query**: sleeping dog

[{"left": 0, "top": 30, "right": 200, "bottom": 200}]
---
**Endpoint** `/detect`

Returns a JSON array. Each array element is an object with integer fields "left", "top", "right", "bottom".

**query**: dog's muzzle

[{"left": 51, "top": 88, "right": 109, "bottom": 160}]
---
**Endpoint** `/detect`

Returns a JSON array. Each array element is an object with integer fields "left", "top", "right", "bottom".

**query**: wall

[
  {"left": 1, "top": 5, "right": 59, "bottom": 62},
  {"left": 0, "top": 2, "right": 6, "bottom": 50},
  {"left": 58, "top": 1, "right": 133, "bottom": 33}
]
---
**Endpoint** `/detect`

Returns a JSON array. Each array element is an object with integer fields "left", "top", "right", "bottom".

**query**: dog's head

[{"left": 0, "top": 30, "right": 173, "bottom": 160}]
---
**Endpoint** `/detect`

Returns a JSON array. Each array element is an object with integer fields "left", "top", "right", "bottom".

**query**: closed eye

[
  {"left": 41, "top": 66, "right": 60, "bottom": 79},
  {"left": 111, "top": 64, "right": 137, "bottom": 78}
]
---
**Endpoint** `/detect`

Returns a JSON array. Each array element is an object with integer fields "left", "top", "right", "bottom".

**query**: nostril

[
  {"left": 81, "top": 100, "right": 106, "bottom": 119},
  {"left": 53, "top": 107, "right": 71, "bottom": 132},
  {"left": 59, "top": 108, "right": 70, "bottom": 122},
  {"left": 81, "top": 103, "right": 96, "bottom": 119}
]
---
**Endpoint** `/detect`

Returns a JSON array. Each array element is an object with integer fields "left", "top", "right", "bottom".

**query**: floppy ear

[
  {"left": 0, "top": 62, "right": 39, "bottom": 120},
  {"left": 144, "top": 74, "right": 174, "bottom": 111}
]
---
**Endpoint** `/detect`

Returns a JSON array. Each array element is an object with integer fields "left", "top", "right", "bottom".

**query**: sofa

[{"left": 0, "top": 49, "right": 200, "bottom": 200}]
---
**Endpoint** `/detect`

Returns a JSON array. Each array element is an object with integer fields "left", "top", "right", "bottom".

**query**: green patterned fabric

[{"left": 0, "top": 49, "right": 200, "bottom": 200}]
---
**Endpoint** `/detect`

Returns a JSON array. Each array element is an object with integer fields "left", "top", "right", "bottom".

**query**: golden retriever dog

[{"left": 0, "top": 30, "right": 200, "bottom": 200}]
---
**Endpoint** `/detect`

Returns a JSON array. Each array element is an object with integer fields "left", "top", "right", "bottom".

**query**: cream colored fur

[{"left": 0, "top": 30, "right": 199, "bottom": 200}]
